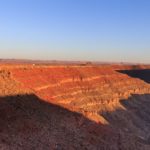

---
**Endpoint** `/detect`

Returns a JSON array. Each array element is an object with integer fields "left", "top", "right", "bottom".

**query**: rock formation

[{"left": 0, "top": 64, "right": 150, "bottom": 149}]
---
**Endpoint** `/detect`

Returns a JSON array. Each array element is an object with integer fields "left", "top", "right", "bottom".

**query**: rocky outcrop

[{"left": 0, "top": 64, "right": 150, "bottom": 149}]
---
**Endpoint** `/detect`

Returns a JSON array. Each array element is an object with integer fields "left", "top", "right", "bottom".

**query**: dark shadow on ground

[
  {"left": 117, "top": 69, "right": 150, "bottom": 84},
  {"left": 1, "top": 93, "right": 150, "bottom": 149},
  {"left": 0, "top": 94, "right": 115, "bottom": 150},
  {"left": 100, "top": 94, "right": 150, "bottom": 149}
]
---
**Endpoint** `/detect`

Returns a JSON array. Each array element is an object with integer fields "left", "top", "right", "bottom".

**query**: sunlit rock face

[{"left": 0, "top": 64, "right": 150, "bottom": 150}]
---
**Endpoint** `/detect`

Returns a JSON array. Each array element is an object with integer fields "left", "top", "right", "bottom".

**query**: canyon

[{"left": 0, "top": 64, "right": 150, "bottom": 150}]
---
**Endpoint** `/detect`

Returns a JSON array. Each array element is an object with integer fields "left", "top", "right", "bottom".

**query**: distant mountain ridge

[{"left": 0, "top": 58, "right": 149, "bottom": 65}]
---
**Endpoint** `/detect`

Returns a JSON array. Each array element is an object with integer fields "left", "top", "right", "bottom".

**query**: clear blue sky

[{"left": 0, "top": 0, "right": 150, "bottom": 63}]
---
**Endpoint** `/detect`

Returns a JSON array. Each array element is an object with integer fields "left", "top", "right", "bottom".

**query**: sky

[{"left": 0, "top": 0, "right": 150, "bottom": 63}]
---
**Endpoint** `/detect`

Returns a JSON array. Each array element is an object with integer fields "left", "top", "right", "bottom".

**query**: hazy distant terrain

[{"left": 0, "top": 64, "right": 150, "bottom": 149}]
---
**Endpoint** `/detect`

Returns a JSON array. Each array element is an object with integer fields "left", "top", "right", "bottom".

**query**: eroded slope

[{"left": 0, "top": 65, "right": 150, "bottom": 150}]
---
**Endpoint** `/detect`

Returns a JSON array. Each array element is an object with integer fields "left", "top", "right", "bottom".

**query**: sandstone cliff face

[{"left": 0, "top": 65, "right": 150, "bottom": 149}]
